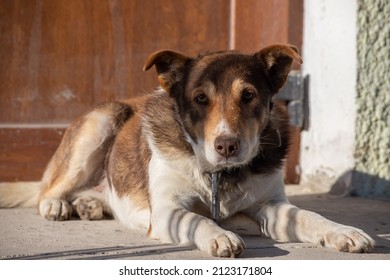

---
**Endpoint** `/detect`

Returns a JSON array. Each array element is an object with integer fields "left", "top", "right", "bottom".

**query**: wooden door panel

[
  {"left": 0, "top": 0, "right": 230, "bottom": 124},
  {"left": 0, "top": 127, "right": 65, "bottom": 181}
]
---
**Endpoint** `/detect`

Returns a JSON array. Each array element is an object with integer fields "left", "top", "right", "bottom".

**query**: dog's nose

[{"left": 214, "top": 136, "right": 240, "bottom": 158}]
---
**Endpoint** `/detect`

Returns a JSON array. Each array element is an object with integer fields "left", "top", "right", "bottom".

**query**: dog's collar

[
  {"left": 209, "top": 168, "right": 241, "bottom": 223},
  {"left": 209, "top": 168, "right": 241, "bottom": 190},
  {"left": 211, "top": 173, "right": 220, "bottom": 223}
]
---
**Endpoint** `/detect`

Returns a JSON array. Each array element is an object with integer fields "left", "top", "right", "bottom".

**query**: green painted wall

[{"left": 354, "top": 0, "right": 390, "bottom": 197}]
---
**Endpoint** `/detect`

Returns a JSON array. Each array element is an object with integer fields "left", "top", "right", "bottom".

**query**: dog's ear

[
  {"left": 143, "top": 50, "right": 191, "bottom": 92},
  {"left": 255, "top": 44, "right": 302, "bottom": 93}
]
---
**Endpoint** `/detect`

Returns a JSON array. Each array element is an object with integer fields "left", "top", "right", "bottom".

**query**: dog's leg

[
  {"left": 39, "top": 103, "right": 132, "bottom": 221},
  {"left": 248, "top": 202, "right": 375, "bottom": 253},
  {"left": 149, "top": 204, "right": 245, "bottom": 257}
]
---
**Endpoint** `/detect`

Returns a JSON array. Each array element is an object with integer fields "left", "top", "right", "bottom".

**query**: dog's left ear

[
  {"left": 143, "top": 50, "right": 191, "bottom": 92},
  {"left": 255, "top": 44, "right": 302, "bottom": 94}
]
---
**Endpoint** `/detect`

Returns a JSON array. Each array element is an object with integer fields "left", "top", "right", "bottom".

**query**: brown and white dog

[{"left": 0, "top": 44, "right": 374, "bottom": 257}]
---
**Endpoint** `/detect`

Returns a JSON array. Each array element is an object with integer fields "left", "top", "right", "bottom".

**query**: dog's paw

[
  {"left": 72, "top": 197, "right": 104, "bottom": 220},
  {"left": 39, "top": 197, "right": 72, "bottom": 221},
  {"left": 323, "top": 227, "right": 375, "bottom": 253},
  {"left": 208, "top": 231, "right": 245, "bottom": 258}
]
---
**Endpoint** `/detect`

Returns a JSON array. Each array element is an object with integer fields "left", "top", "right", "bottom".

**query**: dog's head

[{"left": 144, "top": 44, "right": 301, "bottom": 172}]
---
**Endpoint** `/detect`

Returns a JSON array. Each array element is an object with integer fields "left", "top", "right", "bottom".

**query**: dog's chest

[{"left": 191, "top": 169, "right": 254, "bottom": 218}]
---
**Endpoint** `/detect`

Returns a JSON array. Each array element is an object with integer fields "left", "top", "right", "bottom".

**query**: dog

[{"left": 0, "top": 44, "right": 374, "bottom": 257}]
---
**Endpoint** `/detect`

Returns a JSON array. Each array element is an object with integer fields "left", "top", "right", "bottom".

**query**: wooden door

[{"left": 0, "top": 0, "right": 302, "bottom": 183}]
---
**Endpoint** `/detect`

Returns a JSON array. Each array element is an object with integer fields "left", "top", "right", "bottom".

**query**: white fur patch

[
  {"left": 215, "top": 119, "right": 233, "bottom": 136},
  {"left": 107, "top": 188, "right": 150, "bottom": 231}
]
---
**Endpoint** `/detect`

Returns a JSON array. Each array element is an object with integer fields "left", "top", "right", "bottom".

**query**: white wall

[{"left": 301, "top": 0, "right": 357, "bottom": 188}]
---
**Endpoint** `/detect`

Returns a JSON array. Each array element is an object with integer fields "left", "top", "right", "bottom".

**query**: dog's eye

[
  {"left": 242, "top": 90, "right": 255, "bottom": 103},
  {"left": 194, "top": 94, "right": 208, "bottom": 105}
]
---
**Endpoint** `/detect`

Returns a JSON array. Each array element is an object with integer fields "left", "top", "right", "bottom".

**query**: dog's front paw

[
  {"left": 323, "top": 227, "right": 375, "bottom": 253},
  {"left": 208, "top": 231, "right": 245, "bottom": 258},
  {"left": 39, "top": 197, "right": 72, "bottom": 221}
]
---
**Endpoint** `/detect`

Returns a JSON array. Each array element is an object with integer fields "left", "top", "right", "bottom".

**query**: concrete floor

[{"left": 0, "top": 188, "right": 389, "bottom": 260}]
